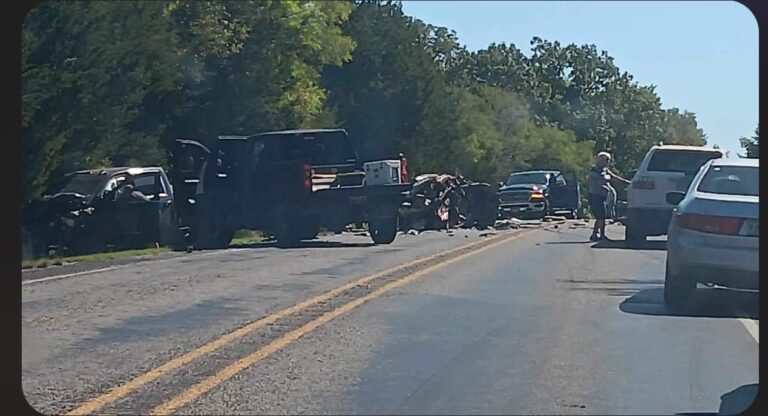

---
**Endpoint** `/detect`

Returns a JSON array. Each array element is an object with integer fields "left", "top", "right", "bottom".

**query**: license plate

[
  {"left": 741, "top": 219, "right": 759, "bottom": 236},
  {"left": 349, "top": 196, "right": 367, "bottom": 204}
]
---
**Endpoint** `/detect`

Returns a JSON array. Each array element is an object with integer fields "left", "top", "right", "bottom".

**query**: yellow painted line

[
  {"left": 65, "top": 230, "right": 531, "bottom": 415},
  {"left": 149, "top": 230, "right": 531, "bottom": 415}
]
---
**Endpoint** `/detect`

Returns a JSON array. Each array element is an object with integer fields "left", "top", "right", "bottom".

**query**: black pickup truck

[
  {"left": 498, "top": 170, "right": 581, "bottom": 220},
  {"left": 172, "top": 129, "right": 410, "bottom": 248}
]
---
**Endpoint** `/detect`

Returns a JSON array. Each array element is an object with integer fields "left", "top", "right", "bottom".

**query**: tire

[
  {"left": 664, "top": 259, "right": 695, "bottom": 306},
  {"left": 274, "top": 221, "right": 300, "bottom": 248},
  {"left": 297, "top": 221, "right": 320, "bottom": 241},
  {"left": 369, "top": 216, "right": 398, "bottom": 245},
  {"left": 564, "top": 209, "right": 578, "bottom": 220}
]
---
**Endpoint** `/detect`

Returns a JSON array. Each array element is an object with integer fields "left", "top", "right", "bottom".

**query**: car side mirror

[
  {"left": 666, "top": 192, "right": 685, "bottom": 205},
  {"left": 498, "top": 182, "right": 504, "bottom": 188}
]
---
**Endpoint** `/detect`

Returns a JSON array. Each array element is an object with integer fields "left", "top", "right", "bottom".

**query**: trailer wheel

[{"left": 369, "top": 216, "right": 398, "bottom": 245}]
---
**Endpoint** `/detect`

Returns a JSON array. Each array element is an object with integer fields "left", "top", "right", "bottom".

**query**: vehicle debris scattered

[{"left": 399, "top": 173, "right": 498, "bottom": 232}]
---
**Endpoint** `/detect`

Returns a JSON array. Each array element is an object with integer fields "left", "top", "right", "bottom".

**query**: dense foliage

[
  {"left": 739, "top": 126, "right": 759, "bottom": 158},
  {"left": 23, "top": 0, "right": 710, "bottom": 203}
]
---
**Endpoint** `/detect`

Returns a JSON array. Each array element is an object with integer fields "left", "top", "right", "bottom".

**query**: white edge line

[
  {"left": 738, "top": 317, "right": 759, "bottom": 344},
  {"left": 21, "top": 248, "right": 249, "bottom": 286}
]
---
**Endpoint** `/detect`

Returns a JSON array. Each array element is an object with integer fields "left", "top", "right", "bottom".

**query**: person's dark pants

[{"left": 588, "top": 193, "right": 607, "bottom": 220}]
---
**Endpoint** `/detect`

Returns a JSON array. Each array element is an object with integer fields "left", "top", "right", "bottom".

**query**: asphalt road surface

[{"left": 22, "top": 223, "right": 759, "bottom": 415}]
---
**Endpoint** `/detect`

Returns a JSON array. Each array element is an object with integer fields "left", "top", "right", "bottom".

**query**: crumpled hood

[{"left": 23, "top": 193, "right": 92, "bottom": 224}]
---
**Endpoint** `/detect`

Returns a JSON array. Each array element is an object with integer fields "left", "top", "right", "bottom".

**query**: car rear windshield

[
  {"left": 261, "top": 131, "right": 356, "bottom": 165},
  {"left": 647, "top": 150, "right": 722, "bottom": 174},
  {"left": 505, "top": 172, "right": 550, "bottom": 186},
  {"left": 697, "top": 165, "right": 759, "bottom": 196}
]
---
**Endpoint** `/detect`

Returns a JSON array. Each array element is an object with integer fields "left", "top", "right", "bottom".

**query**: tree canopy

[
  {"left": 22, "top": 0, "right": 712, "bottom": 203},
  {"left": 739, "top": 125, "right": 759, "bottom": 158}
]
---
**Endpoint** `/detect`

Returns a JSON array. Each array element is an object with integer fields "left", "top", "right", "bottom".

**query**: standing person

[
  {"left": 398, "top": 152, "right": 409, "bottom": 183},
  {"left": 587, "top": 151, "right": 631, "bottom": 241}
]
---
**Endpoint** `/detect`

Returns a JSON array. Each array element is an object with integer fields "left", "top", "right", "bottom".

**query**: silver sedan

[{"left": 664, "top": 157, "right": 759, "bottom": 306}]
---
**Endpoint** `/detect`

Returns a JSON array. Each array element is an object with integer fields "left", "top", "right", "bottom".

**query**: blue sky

[{"left": 401, "top": 0, "right": 758, "bottom": 158}]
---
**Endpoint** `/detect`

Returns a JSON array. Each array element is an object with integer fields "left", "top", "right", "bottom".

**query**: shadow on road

[
  {"left": 561, "top": 277, "right": 665, "bottom": 297},
  {"left": 591, "top": 239, "right": 667, "bottom": 251},
  {"left": 676, "top": 383, "right": 759, "bottom": 415},
  {"left": 620, "top": 287, "right": 759, "bottom": 320},
  {"left": 544, "top": 240, "right": 593, "bottom": 245}
]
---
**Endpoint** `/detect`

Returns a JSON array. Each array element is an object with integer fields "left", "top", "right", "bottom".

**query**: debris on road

[
  {"left": 494, "top": 219, "right": 521, "bottom": 230},
  {"left": 543, "top": 215, "right": 567, "bottom": 222}
]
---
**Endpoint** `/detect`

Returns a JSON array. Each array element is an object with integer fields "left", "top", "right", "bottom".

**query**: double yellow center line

[{"left": 66, "top": 229, "right": 532, "bottom": 415}]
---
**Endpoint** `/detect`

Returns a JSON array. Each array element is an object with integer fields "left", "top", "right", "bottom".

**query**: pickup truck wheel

[
  {"left": 274, "top": 220, "right": 300, "bottom": 248},
  {"left": 664, "top": 259, "right": 695, "bottom": 307},
  {"left": 297, "top": 222, "right": 320, "bottom": 240},
  {"left": 369, "top": 216, "right": 398, "bottom": 245}
]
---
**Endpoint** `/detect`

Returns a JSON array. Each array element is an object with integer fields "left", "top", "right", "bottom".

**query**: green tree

[
  {"left": 739, "top": 125, "right": 759, "bottom": 158},
  {"left": 22, "top": 1, "right": 180, "bottom": 202}
]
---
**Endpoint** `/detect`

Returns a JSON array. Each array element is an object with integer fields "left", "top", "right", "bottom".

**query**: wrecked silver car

[{"left": 22, "top": 167, "right": 179, "bottom": 257}]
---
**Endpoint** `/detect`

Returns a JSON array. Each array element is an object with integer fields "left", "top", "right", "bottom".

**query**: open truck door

[
  {"left": 549, "top": 170, "right": 581, "bottom": 219},
  {"left": 171, "top": 139, "right": 212, "bottom": 250}
]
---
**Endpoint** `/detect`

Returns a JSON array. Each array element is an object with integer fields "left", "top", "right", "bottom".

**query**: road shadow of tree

[
  {"left": 676, "top": 383, "right": 759, "bottom": 415},
  {"left": 620, "top": 287, "right": 758, "bottom": 320}
]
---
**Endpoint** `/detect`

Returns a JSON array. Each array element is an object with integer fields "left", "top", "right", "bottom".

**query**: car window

[
  {"left": 259, "top": 132, "right": 356, "bottom": 166},
  {"left": 505, "top": 172, "right": 549, "bottom": 186},
  {"left": 102, "top": 176, "right": 127, "bottom": 195},
  {"left": 132, "top": 174, "right": 159, "bottom": 198},
  {"left": 647, "top": 150, "right": 722, "bottom": 174},
  {"left": 159, "top": 173, "right": 171, "bottom": 196},
  {"left": 697, "top": 165, "right": 758, "bottom": 196}
]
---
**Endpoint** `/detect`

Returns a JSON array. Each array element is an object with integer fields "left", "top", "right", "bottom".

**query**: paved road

[{"left": 22, "top": 223, "right": 758, "bottom": 415}]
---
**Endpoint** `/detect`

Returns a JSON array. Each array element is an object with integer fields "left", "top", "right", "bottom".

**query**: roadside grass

[
  {"left": 21, "top": 247, "right": 170, "bottom": 270},
  {"left": 22, "top": 227, "right": 354, "bottom": 270},
  {"left": 230, "top": 229, "right": 264, "bottom": 246}
]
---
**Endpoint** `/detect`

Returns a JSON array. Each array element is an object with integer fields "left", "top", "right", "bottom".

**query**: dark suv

[{"left": 498, "top": 170, "right": 580, "bottom": 220}]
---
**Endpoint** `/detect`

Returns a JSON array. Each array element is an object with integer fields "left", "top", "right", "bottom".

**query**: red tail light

[
  {"left": 676, "top": 213, "right": 743, "bottom": 235},
  {"left": 399, "top": 156, "right": 408, "bottom": 183},
  {"left": 303, "top": 164, "right": 312, "bottom": 189},
  {"left": 632, "top": 177, "right": 655, "bottom": 189}
]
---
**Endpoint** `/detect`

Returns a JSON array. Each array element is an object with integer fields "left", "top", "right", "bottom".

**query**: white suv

[{"left": 625, "top": 145, "right": 725, "bottom": 243}]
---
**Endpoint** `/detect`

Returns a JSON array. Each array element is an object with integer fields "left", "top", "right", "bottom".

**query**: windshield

[
  {"left": 261, "top": 132, "right": 356, "bottom": 166},
  {"left": 505, "top": 172, "right": 550, "bottom": 186},
  {"left": 647, "top": 150, "right": 722, "bottom": 174},
  {"left": 697, "top": 165, "right": 759, "bottom": 196},
  {"left": 46, "top": 173, "right": 105, "bottom": 197}
]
